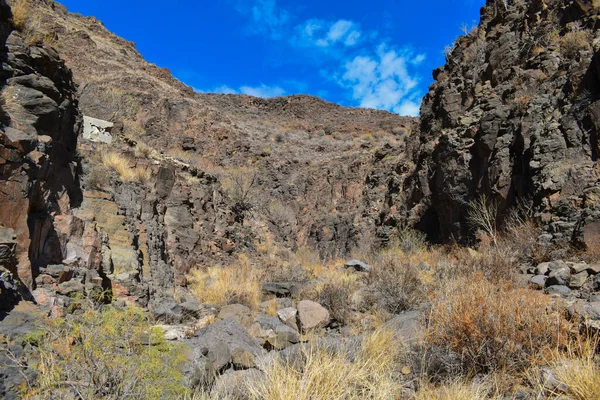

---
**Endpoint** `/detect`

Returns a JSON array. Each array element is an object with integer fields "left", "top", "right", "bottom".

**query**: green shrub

[{"left": 25, "top": 306, "right": 189, "bottom": 399}]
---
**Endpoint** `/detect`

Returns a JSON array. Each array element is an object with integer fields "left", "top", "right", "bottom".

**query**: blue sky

[{"left": 57, "top": 0, "right": 484, "bottom": 116}]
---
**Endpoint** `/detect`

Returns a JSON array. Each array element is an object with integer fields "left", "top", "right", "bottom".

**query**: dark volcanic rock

[
  {"left": 0, "top": 6, "right": 82, "bottom": 287},
  {"left": 400, "top": 0, "right": 600, "bottom": 243}
]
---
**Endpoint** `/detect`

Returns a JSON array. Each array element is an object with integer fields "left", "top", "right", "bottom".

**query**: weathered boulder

[
  {"left": 188, "top": 318, "right": 265, "bottom": 375},
  {"left": 297, "top": 300, "right": 330, "bottom": 331},
  {"left": 262, "top": 282, "right": 300, "bottom": 298},
  {"left": 210, "top": 369, "right": 263, "bottom": 399},
  {"left": 384, "top": 310, "right": 423, "bottom": 345},
  {"left": 249, "top": 314, "right": 300, "bottom": 350},
  {"left": 344, "top": 259, "right": 371, "bottom": 272},
  {"left": 547, "top": 266, "right": 571, "bottom": 287},
  {"left": 529, "top": 275, "right": 548, "bottom": 290},
  {"left": 217, "top": 304, "right": 253, "bottom": 329},
  {"left": 277, "top": 307, "right": 299, "bottom": 331}
]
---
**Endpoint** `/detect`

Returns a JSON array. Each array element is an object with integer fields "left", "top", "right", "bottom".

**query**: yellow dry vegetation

[
  {"left": 550, "top": 339, "right": 600, "bottom": 400},
  {"left": 187, "top": 254, "right": 262, "bottom": 309},
  {"left": 101, "top": 151, "right": 152, "bottom": 183},
  {"left": 247, "top": 328, "right": 403, "bottom": 400},
  {"left": 8, "top": 0, "right": 56, "bottom": 46},
  {"left": 415, "top": 382, "right": 496, "bottom": 400}
]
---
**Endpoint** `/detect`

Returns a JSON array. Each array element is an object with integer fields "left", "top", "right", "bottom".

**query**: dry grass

[
  {"left": 166, "top": 147, "right": 197, "bottom": 165},
  {"left": 101, "top": 151, "right": 152, "bottom": 183},
  {"left": 9, "top": 0, "right": 56, "bottom": 46},
  {"left": 247, "top": 328, "right": 403, "bottom": 399},
  {"left": 307, "top": 268, "right": 361, "bottom": 325},
  {"left": 426, "top": 274, "right": 572, "bottom": 374},
  {"left": 134, "top": 141, "right": 153, "bottom": 158},
  {"left": 187, "top": 255, "right": 263, "bottom": 309},
  {"left": 415, "top": 381, "right": 495, "bottom": 400},
  {"left": 0, "top": 85, "right": 23, "bottom": 127},
  {"left": 559, "top": 29, "right": 593, "bottom": 59},
  {"left": 550, "top": 339, "right": 600, "bottom": 400},
  {"left": 10, "top": 0, "right": 30, "bottom": 31},
  {"left": 87, "top": 164, "right": 111, "bottom": 189}
]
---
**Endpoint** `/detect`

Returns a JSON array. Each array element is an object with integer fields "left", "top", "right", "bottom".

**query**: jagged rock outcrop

[
  {"left": 403, "top": 0, "right": 600, "bottom": 244},
  {"left": 0, "top": 0, "right": 83, "bottom": 287}
]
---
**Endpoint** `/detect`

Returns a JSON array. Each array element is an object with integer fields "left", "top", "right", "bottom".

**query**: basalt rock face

[
  {"left": 0, "top": 0, "right": 83, "bottom": 287},
  {"left": 404, "top": 0, "right": 600, "bottom": 244}
]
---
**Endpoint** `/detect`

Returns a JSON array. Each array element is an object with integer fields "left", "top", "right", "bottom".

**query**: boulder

[
  {"left": 546, "top": 266, "right": 571, "bottom": 286},
  {"left": 277, "top": 307, "right": 299, "bottom": 331},
  {"left": 569, "top": 271, "right": 588, "bottom": 289},
  {"left": 218, "top": 304, "right": 253, "bottom": 329},
  {"left": 154, "top": 324, "right": 187, "bottom": 341},
  {"left": 570, "top": 262, "right": 588, "bottom": 274},
  {"left": 56, "top": 280, "right": 85, "bottom": 296},
  {"left": 529, "top": 275, "right": 548, "bottom": 290},
  {"left": 384, "top": 310, "right": 423, "bottom": 345},
  {"left": 344, "top": 259, "right": 372, "bottom": 272},
  {"left": 153, "top": 299, "right": 216, "bottom": 324},
  {"left": 249, "top": 314, "right": 300, "bottom": 350},
  {"left": 297, "top": 300, "right": 330, "bottom": 331},
  {"left": 262, "top": 282, "right": 300, "bottom": 298},
  {"left": 586, "top": 264, "right": 600, "bottom": 275},
  {"left": 545, "top": 285, "right": 572, "bottom": 297},
  {"left": 210, "top": 369, "right": 263, "bottom": 399},
  {"left": 535, "top": 262, "right": 551, "bottom": 276},
  {"left": 188, "top": 318, "right": 265, "bottom": 373}
]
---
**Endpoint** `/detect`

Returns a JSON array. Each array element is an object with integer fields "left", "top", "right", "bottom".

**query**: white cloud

[
  {"left": 297, "top": 19, "right": 362, "bottom": 48},
  {"left": 203, "top": 84, "right": 285, "bottom": 98},
  {"left": 214, "top": 85, "right": 238, "bottom": 94},
  {"left": 339, "top": 44, "right": 422, "bottom": 116},
  {"left": 235, "top": 0, "right": 289, "bottom": 40},
  {"left": 396, "top": 100, "right": 421, "bottom": 116},
  {"left": 240, "top": 84, "right": 285, "bottom": 98},
  {"left": 412, "top": 53, "right": 426, "bottom": 65}
]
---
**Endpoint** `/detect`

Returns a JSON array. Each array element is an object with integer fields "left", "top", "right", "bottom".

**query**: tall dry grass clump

[
  {"left": 426, "top": 274, "right": 571, "bottom": 374},
  {"left": 8, "top": 0, "right": 57, "bottom": 46},
  {"left": 187, "top": 256, "right": 262, "bottom": 309},
  {"left": 415, "top": 381, "right": 495, "bottom": 400},
  {"left": 247, "top": 328, "right": 403, "bottom": 399},
  {"left": 549, "top": 338, "right": 600, "bottom": 400},
  {"left": 101, "top": 151, "right": 152, "bottom": 183}
]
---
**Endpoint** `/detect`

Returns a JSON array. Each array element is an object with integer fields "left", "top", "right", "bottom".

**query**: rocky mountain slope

[
  {"left": 1, "top": 0, "right": 600, "bottom": 398},
  {"left": 0, "top": 0, "right": 418, "bottom": 310},
  {"left": 401, "top": 0, "right": 600, "bottom": 246}
]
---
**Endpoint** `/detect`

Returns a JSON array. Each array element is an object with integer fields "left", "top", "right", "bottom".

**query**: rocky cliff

[
  {"left": 0, "top": 0, "right": 83, "bottom": 291},
  {"left": 403, "top": 0, "right": 600, "bottom": 245}
]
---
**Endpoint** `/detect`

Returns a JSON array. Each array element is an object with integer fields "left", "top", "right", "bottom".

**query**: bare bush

[
  {"left": 466, "top": 194, "right": 498, "bottom": 245},
  {"left": 364, "top": 254, "right": 424, "bottom": 314},
  {"left": 426, "top": 275, "right": 572, "bottom": 374}
]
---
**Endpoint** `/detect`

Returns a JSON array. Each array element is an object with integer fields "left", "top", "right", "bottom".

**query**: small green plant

[{"left": 24, "top": 305, "right": 189, "bottom": 399}]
